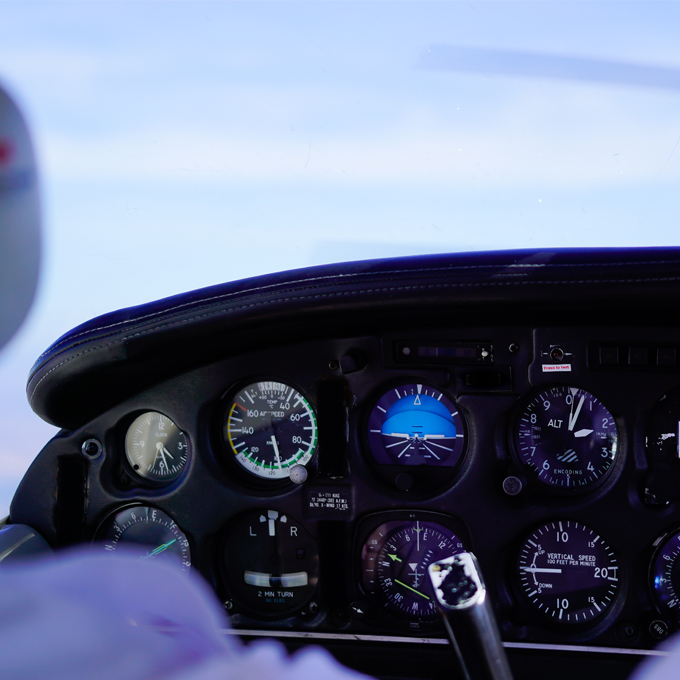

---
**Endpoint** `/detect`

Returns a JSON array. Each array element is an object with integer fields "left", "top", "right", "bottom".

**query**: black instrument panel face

[
  {"left": 516, "top": 520, "right": 621, "bottom": 626},
  {"left": 365, "top": 383, "right": 465, "bottom": 468},
  {"left": 220, "top": 508, "right": 319, "bottom": 617},
  {"left": 512, "top": 386, "right": 618, "bottom": 493},
  {"left": 20, "top": 324, "right": 680, "bottom": 661},
  {"left": 222, "top": 380, "right": 318, "bottom": 482},
  {"left": 357, "top": 511, "right": 468, "bottom": 629}
]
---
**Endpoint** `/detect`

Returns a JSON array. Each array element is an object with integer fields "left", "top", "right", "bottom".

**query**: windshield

[{"left": 1, "top": 0, "right": 679, "bottom": 516}]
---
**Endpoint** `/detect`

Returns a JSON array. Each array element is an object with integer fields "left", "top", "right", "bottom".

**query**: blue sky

[{"left": 1, "top": 1, "right": 680, "bottom": 516}]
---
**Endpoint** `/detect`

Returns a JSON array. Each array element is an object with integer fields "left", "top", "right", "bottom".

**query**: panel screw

[
  {"left": 224, "top": 600, "right": 234, "bottom": 611},
  {"left": 332, "top": 608, "right": 350, "bottom": 627},
  {"left": 307, "top": 601, "right": 319, "bottom": 614},
  {"left": 618, "top": 622, "right": 638, "bottom": 640},
  {"left": 503, "top": 476, "right": 523, "bottom": 496},
  {"left": 508, "top": 343, "right": 519, "bottom": 353},
  {"left": 328, "top": 360, "right": 339, "bottom": 370},
  {"left": 81, "top": 439, "right": 103, "bottom": 459},
  {"left": 289, "top": 465, "right": 308, "bottom": 485}
]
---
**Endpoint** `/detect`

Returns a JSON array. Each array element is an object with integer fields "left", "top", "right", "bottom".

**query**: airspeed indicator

[{"left": 224, "top": 380, "right": 318, "bottom": 480}]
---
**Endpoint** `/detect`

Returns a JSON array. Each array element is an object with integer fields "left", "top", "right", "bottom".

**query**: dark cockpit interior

[{"left": 8, "top": 248, "right": 680, "bottom": 680}]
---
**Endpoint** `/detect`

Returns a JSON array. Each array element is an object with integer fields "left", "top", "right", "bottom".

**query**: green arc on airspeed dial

[{"left": 224, "top": 380, "right": 318, "bottom": 480}]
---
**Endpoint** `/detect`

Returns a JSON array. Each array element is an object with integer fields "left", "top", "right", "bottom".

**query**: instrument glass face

[
  {"left": 95, "top": 505, "right": 191, "bottom": 572},
  {"left": 650, "top": 529, "right": 680, "bottom": 624},
  {"left": 517, "top": 520, "right": 619, "bottom": 624},
  {"left": 223, "top": 381, "right": 318, "bottom": 480},
  {"left": 221, "top": 509, "right": 319, "bottom": 616},
  {"left": 125, "top": 411, "right": 188, "bottom": 482},
  {"left": 361, "top": 519, "right": 465, "bottom": 623},
  {"left": 514, "top": 386, "right": 617, "bottom": 490},
  {"left": 366, "top": 383, "right": 466, "bottom": 467}
]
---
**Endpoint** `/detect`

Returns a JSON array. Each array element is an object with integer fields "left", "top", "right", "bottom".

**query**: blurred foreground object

[
  {"left": 0, "top": 82, "right": 40, "bottom": 351},
  {"left": 0, "top": 549, "right": 371, "bottom": 680},
  {"left": 429, "top": 552, "right": 512, "bottom": 680}
]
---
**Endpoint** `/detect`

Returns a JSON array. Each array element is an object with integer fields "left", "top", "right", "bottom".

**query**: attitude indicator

[{"left": 367, "top": 383, "right": 466, "bottom": 468}]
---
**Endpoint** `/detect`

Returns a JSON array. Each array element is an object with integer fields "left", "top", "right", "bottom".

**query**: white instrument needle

[
  {"left": 521, "top": 567, "right": 563, "bottom": 574},
  {"left": 270, "top": 435, "right": 282, "bottom": 466},
  {"left": 155, "top": 442, "right": 170, "bottom": 468},
  {"left": 573, "top": 428, "right": 593, "bottom": 438},
  {"left": 568, "top": 395, "right": 585, "bottom": 431}
]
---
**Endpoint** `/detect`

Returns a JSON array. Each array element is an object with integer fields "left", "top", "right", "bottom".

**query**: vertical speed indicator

[
  {"left": 517, "top": 520, "right": 620, "bottom": 625},
  {"left": 223, "top": 380, "right": 318, "bottom": 480}
]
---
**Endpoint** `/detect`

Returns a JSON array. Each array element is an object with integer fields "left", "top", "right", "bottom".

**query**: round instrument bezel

[
  {"left": 219, "top": 377, "right": 319, "bottom": 486},
  {"left": 354, "top": 509, "right": 472, "bottom": 631},
  {"left": 92, "top": 503, "right": 192, "bottom": 573},
  {"left": 218, "top": 508, "right": 320, "bottom": 619},
  {"left": 509, "top": 384, "right": 619, "bottom": 496},
  {"left": 361, "top": 380, "right": 468, "bottom": 495},
  {"left": 513, "top": 519, "right": 622, "bottom": 630},
  {"left": 122, "top": 410, "right": 189, "bottom": 485}
]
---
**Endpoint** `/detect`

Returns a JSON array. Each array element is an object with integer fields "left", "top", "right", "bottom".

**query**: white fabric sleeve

[
  {"left": 0, "top": 548, "right": 371, "bottom": 680},
  {"left": 630, "top": 633, "right": 680, "bottom": 680}
]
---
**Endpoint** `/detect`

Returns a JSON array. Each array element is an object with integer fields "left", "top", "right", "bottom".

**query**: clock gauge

[{"left": 125, "top": 411, "right": 188, "bottom": 483}]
